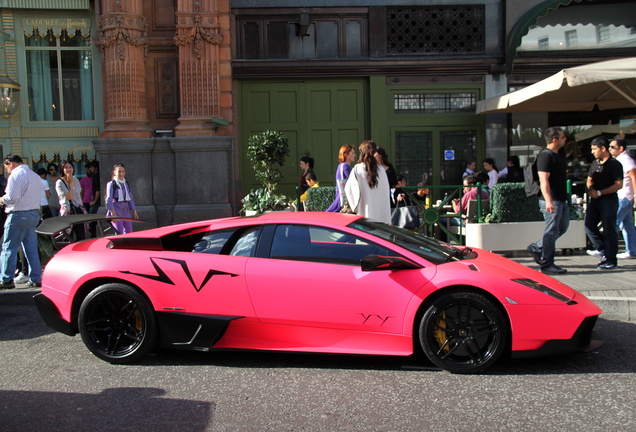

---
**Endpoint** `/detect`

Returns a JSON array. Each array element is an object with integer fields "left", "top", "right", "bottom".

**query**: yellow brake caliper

[{"left": 433, "top": 311, "right": 450, "bottom": 354}]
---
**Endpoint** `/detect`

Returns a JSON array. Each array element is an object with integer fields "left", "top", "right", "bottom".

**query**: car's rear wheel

[
  {"left": 78, "top": 283, "right": 157, "bottom": 364},
  {"left": 419, "top": 292, "right": 507, "bottom": 374}
]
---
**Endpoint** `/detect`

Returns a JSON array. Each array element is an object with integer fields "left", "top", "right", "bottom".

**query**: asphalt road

[{"left": 1, "top": 303, "right": 635, "bottom": 431}]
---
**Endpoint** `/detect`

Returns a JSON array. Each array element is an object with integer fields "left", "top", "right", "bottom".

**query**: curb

[
  {"left": 2, "top": 291, "right": 635, "bottom": 322},
  {"left": 589, "top": 296, "right": 636, "bottom": 323},
  {"left": 0, "top": 289, "right": 39, "bottom": 306}
]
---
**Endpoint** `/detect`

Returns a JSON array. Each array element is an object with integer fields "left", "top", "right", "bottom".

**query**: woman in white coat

[{"left": 345, "top": 140, "right": 391, "bottom": 224}]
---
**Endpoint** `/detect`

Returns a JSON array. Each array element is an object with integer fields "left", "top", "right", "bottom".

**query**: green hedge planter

[
  {"left": 489, "top": 182, "right": 582, "bottom": 222},
  {"left": 489, "top": 183, "right": 543, "bottom": 223},
  {"left": 305, "top": 187, "right": 336, "bottom": 212}
]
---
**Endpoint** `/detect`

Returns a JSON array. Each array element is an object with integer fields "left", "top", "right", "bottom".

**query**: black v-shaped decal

[{"left": 121, "top": 257, "right": 238, "bottom": 292}]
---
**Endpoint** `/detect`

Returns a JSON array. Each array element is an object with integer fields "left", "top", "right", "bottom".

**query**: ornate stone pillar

[
  {"left": 173, "top": 0, "right": 227, "bottom": 137},
  {"left": 99, "top": 0, "right": 153, "bottom": 138}
]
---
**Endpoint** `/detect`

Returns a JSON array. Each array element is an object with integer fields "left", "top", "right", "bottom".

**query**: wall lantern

[{"left": 0, "top": 73, "right": 21, "bottom": 119}]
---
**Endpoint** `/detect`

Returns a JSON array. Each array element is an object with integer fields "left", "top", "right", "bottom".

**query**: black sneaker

[
  {"left": 0, "top": 280, "right": 15, "bottom": 290},
  {"left": 527, "top": 245, "right": 542, "bottom": 265},
  {"left": 541, "top": 265, "right": 567, "bottom": 274},
  {"left": 598, "top": 262, "right": 617, "bottom": 270}
]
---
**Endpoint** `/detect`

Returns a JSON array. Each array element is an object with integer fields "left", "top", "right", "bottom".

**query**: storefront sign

[{"left": 22, "top": 17, "right": 91, "bottom": 37}]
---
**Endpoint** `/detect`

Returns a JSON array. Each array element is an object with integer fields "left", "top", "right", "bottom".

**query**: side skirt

[{"left": 156, "top": 311, "right": 243, "bottom": 351}]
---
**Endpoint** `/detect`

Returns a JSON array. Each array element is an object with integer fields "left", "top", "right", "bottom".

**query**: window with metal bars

[
  {"left": 386, "top": 6, "right": 484, "bottom": 55},
  {"left": 394, "top": 93, "right": 476, "bottom": 114}
]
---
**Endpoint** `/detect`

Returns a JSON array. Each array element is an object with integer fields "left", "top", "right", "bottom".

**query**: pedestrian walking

[
  {"left": 527, "top": 127, "right": 570, "bottom": 274},
  {"left": 106, "top": 163, "right": 138, "bottom": 234},
  {"left": 0, "top": 154, "right": 43, "bottom": 289},
  {"left": 46, "top": 162, "right": 61, "bottom": 217},
  {"left": 345, "top": 140, "right": 391, "bottom": 224},
  {"left": 585, "top": 136, "right": 623, "bottom": 269},
  {"left": 608, "top": 138, "right": 636, "bottom": 259},
  {"left": 56, "top": 160, "right": 86, "bottom": 242},
  {"left": 326, "top": 145, "right": 355, "bottom": 213}
]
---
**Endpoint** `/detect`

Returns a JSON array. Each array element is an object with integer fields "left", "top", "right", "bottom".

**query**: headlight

[{"left": 512, "top": 278, "right": 577, "bottom": 305}]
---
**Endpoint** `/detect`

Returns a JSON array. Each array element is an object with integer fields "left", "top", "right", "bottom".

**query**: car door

[
  {"left": 131, "top": 226, "right": 262, "bottom": 319},
  {"left": 245, "top": 224, "right": 433, "bottom": 335}
]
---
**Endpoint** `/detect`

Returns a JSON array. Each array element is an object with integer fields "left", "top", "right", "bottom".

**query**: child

[{"left": 300, "top": 172, "right": 319, "bottom": 210}]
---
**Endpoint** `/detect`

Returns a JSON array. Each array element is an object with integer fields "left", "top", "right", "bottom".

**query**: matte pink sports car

[{"left": 34, "top": 212, "right": 603, "bottom": 373}]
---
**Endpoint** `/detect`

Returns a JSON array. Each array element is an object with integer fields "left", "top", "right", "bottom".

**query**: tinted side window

[
  {"left": 229, "top": 226, "right": 262, "bottom": 257},
  {"left": 270, "top": 224, "right": 390, "bottom": 265},
  {"left": 191, "top": 226, "right": 262, "bottom": 257},
  {"left": 193, "top": 229, "right": 236, "bottom": 254}
]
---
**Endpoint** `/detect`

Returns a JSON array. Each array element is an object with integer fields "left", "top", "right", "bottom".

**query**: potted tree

[{"left": 240, "top": 131, "right": 292, "bottom": 215}]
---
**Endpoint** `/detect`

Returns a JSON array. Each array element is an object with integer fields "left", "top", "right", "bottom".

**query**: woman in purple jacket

[
  {"left": 106, "top": 163, "right": 138, "bottom": 234},
  {"left": 326, "top": 145, "right": 356, "bottom": 212}
]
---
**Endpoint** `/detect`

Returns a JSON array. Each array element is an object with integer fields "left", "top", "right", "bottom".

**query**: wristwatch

[{"left": 597, "top": 190, "right": 602, "bottom": 196}]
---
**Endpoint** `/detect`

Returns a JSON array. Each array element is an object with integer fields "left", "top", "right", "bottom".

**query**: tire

[
  {"left": 419, "top": 292, "right": 508, "bottom": 374},
  {"left": 78, "top": 283, "right": 158, "bottom": 364}
]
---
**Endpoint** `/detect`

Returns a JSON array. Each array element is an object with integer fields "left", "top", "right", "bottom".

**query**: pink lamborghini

[{"left": 34, "top": 212, "right": 603, "bottom": 373}]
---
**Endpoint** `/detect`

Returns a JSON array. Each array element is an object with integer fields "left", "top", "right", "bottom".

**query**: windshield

[{"left": 347, "top": 219, "right": 475, "bottom": 265}]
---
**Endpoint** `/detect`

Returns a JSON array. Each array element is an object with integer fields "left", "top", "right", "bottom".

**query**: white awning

[{"left": 476, "top": 57, "right": 636, "bottom": 114}]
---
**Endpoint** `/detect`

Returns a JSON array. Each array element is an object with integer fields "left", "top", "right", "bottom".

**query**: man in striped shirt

[{"left": 0, "top": 154, "right": 42, "bottom": 289}]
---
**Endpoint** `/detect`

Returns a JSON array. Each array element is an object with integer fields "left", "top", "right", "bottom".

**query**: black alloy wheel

[
  {"left": 78, "top": 283, "right": 158, "bottom": 363},
  {"left": 419, "top": 292, "right": 507, "bottom": 374}
]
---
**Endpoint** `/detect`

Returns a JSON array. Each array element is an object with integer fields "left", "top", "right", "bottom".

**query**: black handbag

[{"left": 391, "top": 202, "right": 420, "bottom": 229}]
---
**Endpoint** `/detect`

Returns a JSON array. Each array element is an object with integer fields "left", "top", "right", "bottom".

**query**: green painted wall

[{"left": 238, "top": 77, "right": 485, "bottom": 202}]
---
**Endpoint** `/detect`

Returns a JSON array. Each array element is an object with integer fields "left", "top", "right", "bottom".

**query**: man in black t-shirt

[
  {"left": 527, "top": 127, "right": 570, "bottom": 274},
  {"left": 585, "top": 136, "right": 623, "bottom": 269}
]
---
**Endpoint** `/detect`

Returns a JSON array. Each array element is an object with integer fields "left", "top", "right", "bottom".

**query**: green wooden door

[
  {"left": 392, "top": 125, "right": 482, "bottom": 201},
  {"left": 239, "top": 79, "right": 367, "bottom": 200}
]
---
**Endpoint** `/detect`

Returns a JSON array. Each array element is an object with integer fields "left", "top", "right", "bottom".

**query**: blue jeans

[
  {"left": 1, "top": 210, "right": 42, "bottom": 283},
  {"left": 585, "top": 197, "right": 619, "bottom": 264},
  {"left": 616, "top": 197, "right": 636, "bottom": 256},
  {"left": 531, "top": 200, "right": 570, "bottom": 269}
]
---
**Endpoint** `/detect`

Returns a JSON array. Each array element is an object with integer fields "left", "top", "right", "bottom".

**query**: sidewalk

[
  {"left": 1, "top": 251, "right": 634, "bottom": 321},
  {"left": 509, "top": 251, "right": 636, "bottom": 322}
]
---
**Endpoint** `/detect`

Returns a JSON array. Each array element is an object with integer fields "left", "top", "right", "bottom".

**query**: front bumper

[
  {"left": 34, "top": 293, "right": 75, "bottom": 336},
  {"left": 512, "top": 316, "right": 603, "bottom": 358}
]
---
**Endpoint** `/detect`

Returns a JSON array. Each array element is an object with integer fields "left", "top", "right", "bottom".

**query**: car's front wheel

[
  {"left": 419, "top": 291, "right": 507, "bottom": 374},
  {"left": 78, "top": 283, "right": 158, "bottom": 364}
]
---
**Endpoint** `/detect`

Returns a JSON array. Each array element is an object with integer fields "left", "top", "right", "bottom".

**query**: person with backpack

[
  {"left": 106, "top": 163, "right": 138, "bottom": 234},
  {"left": 526, "top": 127, "right": 569, "bottom": 274}
]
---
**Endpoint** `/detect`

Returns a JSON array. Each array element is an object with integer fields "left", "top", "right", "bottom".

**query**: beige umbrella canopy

[{"left": 476, "top": 57, "right": 636, "bottom": 115}]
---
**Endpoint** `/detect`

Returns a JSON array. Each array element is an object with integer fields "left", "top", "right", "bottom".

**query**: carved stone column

[
  {"left": 174, "top": 0, "right": 225, "bottom": 137},
  {"left": 99, "top": 0, "right": 153, "bottom": 138}
]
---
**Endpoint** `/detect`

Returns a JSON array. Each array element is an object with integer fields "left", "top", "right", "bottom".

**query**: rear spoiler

[{"left": 36, "top": 214, "right": 143, "bottom": 236}]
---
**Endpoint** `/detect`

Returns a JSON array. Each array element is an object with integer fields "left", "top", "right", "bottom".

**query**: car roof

[
  {"left": 251, "top": 211, "right": 363, "bottom": 226},
  {"left": 108, "top": 212, "right": 365, "bottom": 239}
]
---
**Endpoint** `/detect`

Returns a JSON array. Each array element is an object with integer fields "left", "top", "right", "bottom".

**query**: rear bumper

[
  {"left": 512, "top": 315, "right": 603, "bottom": 358},
  {"left": 34, "top": 293, "right": 75, "bottom": 336}
]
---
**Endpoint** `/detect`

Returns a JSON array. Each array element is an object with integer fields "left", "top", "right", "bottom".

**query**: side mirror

[{"left": 361, "top": 255, "right": 421, "bottom": 271}]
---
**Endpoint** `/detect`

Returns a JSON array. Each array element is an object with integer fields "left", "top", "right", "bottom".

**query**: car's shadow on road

[
  {"left": 5, "top": 303, "right": 635, "bottom": 375},
  {"left": 135, "top": 318, "right": 636, "bottom": 375}
]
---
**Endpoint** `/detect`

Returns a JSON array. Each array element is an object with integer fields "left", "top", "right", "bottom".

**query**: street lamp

[{"left": 0, "top": 72, "right": 21, "bottom": 119}]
